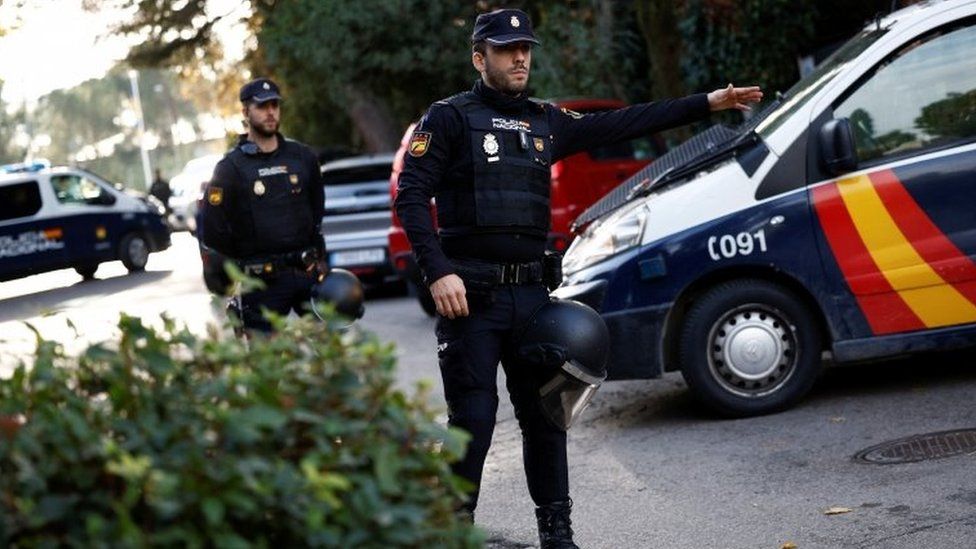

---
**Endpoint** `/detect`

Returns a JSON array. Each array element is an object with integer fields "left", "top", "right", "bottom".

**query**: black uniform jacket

[
  {"left": 201, "top": 134, "right": 325, "bottom": 261},
  {"left": 395, "top": 80, "right": 710, "bottom": 286}
]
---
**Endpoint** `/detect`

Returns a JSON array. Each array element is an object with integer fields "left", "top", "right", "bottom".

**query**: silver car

[{"left": 320, "top": 153, "right": 398, "bottom": 284}]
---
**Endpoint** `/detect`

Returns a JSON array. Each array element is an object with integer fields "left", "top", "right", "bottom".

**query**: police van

[
  {"left": 557, "top": 0, "right": 976, "bottom": 416},
  {"left": 0, "top": 164, "right": 171, "bottom": 282}
]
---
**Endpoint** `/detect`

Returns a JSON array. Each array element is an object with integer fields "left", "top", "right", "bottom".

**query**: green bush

[{"left": 0, "top": 314, "right": 482, "bottom": 548}]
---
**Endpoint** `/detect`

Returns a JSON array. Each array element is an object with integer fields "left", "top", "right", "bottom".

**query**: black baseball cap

[
  {"left": 239, "top": 77, "right": 282, "bottom": 104},
  {"left": 471, "top": 9, "right": 540, "bottom": 46}
]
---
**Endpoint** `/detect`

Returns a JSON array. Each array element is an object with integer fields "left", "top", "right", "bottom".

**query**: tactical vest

[
  {"left": 228, "top": 141, "right": 315, "bottom": 257},
  {"left": 438, "top": 93, "right": 552, "bottom": 238}
]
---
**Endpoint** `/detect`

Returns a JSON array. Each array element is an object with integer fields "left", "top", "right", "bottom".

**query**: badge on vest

[
  {"left": 253, "top": 180, "right": 266, "bottom": 196},
  {"left": 289, "top": 174, "right": 299, "bottom": 185},
  {"left": 208, "top": 187, "right": 223, "bottom": 206},
  {"left": 483, "top": 133, "right": 500, "bottom": 162},
  {"left": 533, "top": 137, "right": 545, "bottom": 152}
]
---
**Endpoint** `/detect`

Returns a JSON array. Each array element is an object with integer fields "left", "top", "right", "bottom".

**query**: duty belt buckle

[{"left": 502, "top": 263, "right": 521, "bottom": 284}]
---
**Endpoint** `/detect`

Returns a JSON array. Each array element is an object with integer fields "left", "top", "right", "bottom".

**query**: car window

[
  {"left": 835, "top": 19, "right": 976, "bottom": 164},
  {"left": 50, "top": 174, "right": 111, "bottom": 205},
  {"left": 0, "top": 181, "right": 43, "bottom": 221}
]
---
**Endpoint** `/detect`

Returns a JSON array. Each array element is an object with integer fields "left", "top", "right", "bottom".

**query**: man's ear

[{"left": 472, "top": 50, "right": 486, "bottom": 73}]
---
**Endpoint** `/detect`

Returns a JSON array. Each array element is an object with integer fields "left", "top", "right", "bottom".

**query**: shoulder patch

[
  {"left": 560, "top": 107, "right": 584, "bottom": 120},
  {"left": 408, "top": 131, "right": 432, "bottom": 157},
  {"left": 207, "top": 186, "right": 223, "bottom": 206}
]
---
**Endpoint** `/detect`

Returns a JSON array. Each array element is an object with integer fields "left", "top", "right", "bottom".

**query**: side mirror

[{"left": 818, "top": 118, "right": 858, "bottom": 176}]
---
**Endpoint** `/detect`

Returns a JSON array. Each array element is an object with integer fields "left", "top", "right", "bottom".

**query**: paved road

[{"left": 2, "top": 233, "right": 974, "bottom": 548}]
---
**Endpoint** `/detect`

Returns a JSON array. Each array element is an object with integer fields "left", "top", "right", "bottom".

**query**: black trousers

[
  {"left": 238, "top": 270, "right": 316, "bottom": 332},
  {"left": 436, "top": 282, "right": 568, "bottom": 513}
]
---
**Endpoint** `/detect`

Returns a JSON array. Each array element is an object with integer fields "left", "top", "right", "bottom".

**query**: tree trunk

[
  {"left": 636, "top": 1, "right": 694, "bottom": 143},
  {"left": 343, "top": 84, "right": 399, "bottom": 153}
]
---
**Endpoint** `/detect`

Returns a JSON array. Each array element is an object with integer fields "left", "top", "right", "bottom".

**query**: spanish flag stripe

[
  {"left": 868, "top": 169, "right": 976, "bottom": 306},
  {"left": 836, "top": 174, "right": 976, "bottom": 327},
  {"left": 810, "top": 183, "right": 924, "bottom": 334}
]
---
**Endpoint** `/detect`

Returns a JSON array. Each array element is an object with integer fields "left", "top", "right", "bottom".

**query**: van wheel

[
  {"left": 75, "top": 264, "right": 99, "bottom": 280},
  {"left": 119, "top": 233, "right": 150, "bottom": 272},
  {"left": 678, "top": 279, "right": 822, "bottom": 417}
]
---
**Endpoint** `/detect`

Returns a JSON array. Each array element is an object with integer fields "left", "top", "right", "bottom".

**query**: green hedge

[{"left": 0, "top": 314, "right": 482, "bottom": 548}]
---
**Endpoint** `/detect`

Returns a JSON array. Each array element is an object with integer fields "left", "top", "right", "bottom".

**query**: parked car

[
  {"left": 321, "top": 153, "right": 399, "bottom": 285},
  {"left": 0, "top": 164, "right": 170, "bottom": 281},
  {"left": 168, "top": 154, "right": 222, "bottom": 234},
  {"left": 387, "top": 98, "right": 667, "bottom": 315},
  {"left": 556, "top": 0, "right": 976, "bottom": 417}
]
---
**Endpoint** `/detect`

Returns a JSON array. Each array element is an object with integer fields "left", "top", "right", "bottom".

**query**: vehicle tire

[
  {"left": 119, "top": 232, "right": 150, "bottom": 273},
  {"left": 75, "top": 263, "right": 99, "bottom": 280},
  {"left": 678, "top": 278, "right": 823, "bottom": 417}
]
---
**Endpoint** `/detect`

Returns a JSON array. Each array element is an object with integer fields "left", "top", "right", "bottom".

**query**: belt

[
  {"left": 450, "top": 258, "right": 543, "bottom": 286},
  {"left": 239, "top": 247, "right": 320, "bottom": 277}
]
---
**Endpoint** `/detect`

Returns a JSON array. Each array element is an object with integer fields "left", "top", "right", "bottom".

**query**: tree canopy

[{"left": 61, "top": 0, "right": 920, "bottom": 156}]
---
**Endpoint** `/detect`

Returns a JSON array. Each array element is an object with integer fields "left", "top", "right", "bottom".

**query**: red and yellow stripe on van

[{"left": 812, "top": 169, "right": 976, "bottom": 335}]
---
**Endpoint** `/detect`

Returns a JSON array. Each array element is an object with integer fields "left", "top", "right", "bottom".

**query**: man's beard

[
  {"left": 248, "top": 116, "right": 279, "bottom": 138},
  {"left": 485, "top": 61, "right": 528, "bottom": 96}
]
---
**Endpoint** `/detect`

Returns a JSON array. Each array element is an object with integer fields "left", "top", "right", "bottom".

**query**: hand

[
  {"left": 429, "top": 274, "right": 468, "bottom": 319},
  {"left": 707, "top": 83, "right": 763, "bottom": 112}
]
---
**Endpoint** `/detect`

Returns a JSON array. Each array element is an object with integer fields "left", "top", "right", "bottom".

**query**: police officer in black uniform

[
  {"left": 200, "top": 77, "right": 327, "bottom": 333},
  {"left": 395, "top": 9, "right": 762, "bottom": 548}
]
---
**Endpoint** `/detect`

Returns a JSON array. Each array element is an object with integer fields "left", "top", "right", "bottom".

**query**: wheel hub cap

[
  {"left": 130, "top": 238, "right": 148, "bottom": 266},
  {"left": 709, "top": 306, "right": 796, "bottom": 396}
]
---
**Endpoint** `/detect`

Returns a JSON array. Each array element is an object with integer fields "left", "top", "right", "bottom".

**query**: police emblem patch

[
  {"left": 289, "top": 174, "right": 299, "bottom": 185},
  {"left": 533, "top": 137, "right": 545, "bottom": 152},
  {"left": 483, "top": 133, "right": 500, "bottom": 156},
  {"left": 208, "top": 187, "right": 223, "bottom": 206},
  {"left": 510, "top": 15, "right": 520, "bottom": 28},
  {"left": 253, "top": 180, "right": 266, "bottom": 196},
  {"left": 409, "top": 131, "right": 432, "bottom": 157}
]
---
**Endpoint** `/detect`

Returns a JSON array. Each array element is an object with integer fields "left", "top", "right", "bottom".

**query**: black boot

[{"left": 535, "top": 499, "right": 579, "bottom": 549}]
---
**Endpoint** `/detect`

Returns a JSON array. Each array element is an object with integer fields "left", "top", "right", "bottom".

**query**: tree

[
  {"left": 254, "top": 0, "right": 473, "bottom": 152},
  {"left": 0, "top": 80, "right": 27, "bottom": 164}
]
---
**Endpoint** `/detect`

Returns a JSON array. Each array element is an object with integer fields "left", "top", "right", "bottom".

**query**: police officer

[
  {"left": 395, "top": 8, "right": 762, "bottom": 548},
  {"left": 200, "top": 77, "right": 327, "bottom": 333}
]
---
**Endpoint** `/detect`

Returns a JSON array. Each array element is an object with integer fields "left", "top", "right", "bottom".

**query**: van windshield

[{"left": 754, "top": 28, "right": 887, "bottom": 138}]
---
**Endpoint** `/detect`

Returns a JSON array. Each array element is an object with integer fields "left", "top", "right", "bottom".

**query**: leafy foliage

[
  {"left": 0, "top": 314, "right": 481, "bottom": 547},
  {"left": 679, "top": 0, "right": 817, "bottom": 100}
]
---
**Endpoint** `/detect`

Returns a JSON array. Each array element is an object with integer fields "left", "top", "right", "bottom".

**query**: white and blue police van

[
  {"left": 0, "top": 163, "right": 171, "bottom": 282},
  {"left": 557, "top": 0, "right": 976, "bottom": 416}
]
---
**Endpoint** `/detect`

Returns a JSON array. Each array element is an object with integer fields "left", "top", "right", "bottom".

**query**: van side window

[
  {"left": 0, "top": 181, "right": 43, "bottom": 221},
  {"left": 50, "top": 174, "right": 110, "bottom": 205},
  {"left": 834, "top": 21, "right": 976, "bottom": 164}
]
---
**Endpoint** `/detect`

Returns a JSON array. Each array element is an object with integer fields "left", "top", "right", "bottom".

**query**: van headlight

[{"left": 564, "top": 201, "right": 647, "bottom": 274}]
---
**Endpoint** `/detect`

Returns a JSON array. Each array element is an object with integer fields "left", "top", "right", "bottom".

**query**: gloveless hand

[
  {"left": 430, "top": 273, "right": 469, "bottom": 319},
  {"left": 708, "top": 83, "right": 763, "bottom": 111}
]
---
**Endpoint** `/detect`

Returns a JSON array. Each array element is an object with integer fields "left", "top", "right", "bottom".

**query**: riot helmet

[
  {"left": 517, "top": 299, "right": 609, "bottom": 430},
  {"left": 309, "top": 268, "right": 365, "bottom": 324}
]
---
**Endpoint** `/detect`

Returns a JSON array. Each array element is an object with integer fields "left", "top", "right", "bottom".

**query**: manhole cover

[{"left": 854, "top": 428, "right": 976, "bottom": 464}]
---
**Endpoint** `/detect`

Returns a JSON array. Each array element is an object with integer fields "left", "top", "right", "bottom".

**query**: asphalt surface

[{"left": 2, "top": 233, "right": 974, "bottom": 548}]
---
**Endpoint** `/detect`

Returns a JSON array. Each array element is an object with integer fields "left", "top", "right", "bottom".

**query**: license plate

[{"left": 330, "top": 248, "right": 386, "bottom": 267}]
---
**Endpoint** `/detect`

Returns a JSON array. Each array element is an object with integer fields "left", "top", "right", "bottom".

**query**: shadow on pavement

[
  {"left": 808, "top": 348, "right": 976, "bottom": 402},
  {"left": 0, "top": 270, "right": 173, "bottom": 323},
  {"left": 583, "top": 347, "right": 976, "bottom": 430}
]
